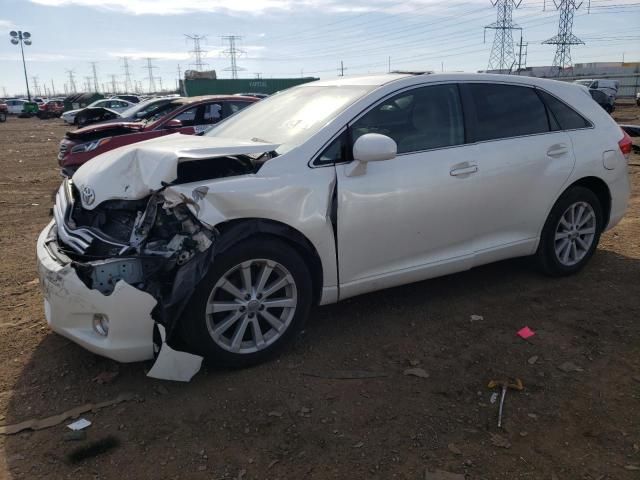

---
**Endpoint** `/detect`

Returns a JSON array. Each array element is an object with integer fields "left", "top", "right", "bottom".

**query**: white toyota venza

[{"left": 37, "top": 73, "right": 632, "bottom": 367}]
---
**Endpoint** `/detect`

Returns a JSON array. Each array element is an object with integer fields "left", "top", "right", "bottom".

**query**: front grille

[
  {"left": 54, "top": 181, "right": 132, "bottom": 257},
  {"left": 53, "top": 182, "right": 93, "bottom": 253}
]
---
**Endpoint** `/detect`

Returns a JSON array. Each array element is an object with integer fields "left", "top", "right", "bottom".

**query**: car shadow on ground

[{"left": 3, "top": 249, "right": 640, "bottom": 478}]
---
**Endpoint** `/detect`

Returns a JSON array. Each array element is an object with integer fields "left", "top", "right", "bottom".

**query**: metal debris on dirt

[
  {"left": 403, "top": 368, "right": 430, "bottom": 378},
  {"left": 470, "top": 314, "right": 484, "bottom": 322},
  {"left": 488, "top": 378, "right": 524, "bottom": 428},
  {"left": 0, "top": 392, "right": 135, "bottom": 435}
]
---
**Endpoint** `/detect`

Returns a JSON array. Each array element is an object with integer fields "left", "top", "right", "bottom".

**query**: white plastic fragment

[
  {"left": 67, "top": 418, "right": 92, "bottom": 431},
  {"left": 147, "top": 324, "right": 203, "bottom": 382}
]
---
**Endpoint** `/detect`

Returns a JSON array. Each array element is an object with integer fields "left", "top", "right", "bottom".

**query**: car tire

[
  {"left": 535, "top": 186, "right": 603, "bottom": 276},
  {"left": 0, "top": 113, "right": 6, "bottom": 122},
  {"left": 180, "top": 236, "right": 312, "bottom": 368}
]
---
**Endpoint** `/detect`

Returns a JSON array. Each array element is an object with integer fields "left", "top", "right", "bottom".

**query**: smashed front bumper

[{"left": 36, "top": 221, "right": 157, "bottom": 362}]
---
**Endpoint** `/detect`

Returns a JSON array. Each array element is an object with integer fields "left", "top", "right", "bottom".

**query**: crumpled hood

[{"left": 72, "top": 133, "right": 279, "bottom": 209}]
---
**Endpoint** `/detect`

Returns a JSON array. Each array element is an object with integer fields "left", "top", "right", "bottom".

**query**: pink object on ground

[{"left": 517, "top": 326, "right": 536, "bottom": 339}]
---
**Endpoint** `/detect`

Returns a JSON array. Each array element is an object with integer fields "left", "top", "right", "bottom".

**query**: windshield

[
  {"left": 120, "top": 98, "right": 173, "bottom": 119},
  {"left": 205, "top": 85, "right": 373, "bottom": 153}
]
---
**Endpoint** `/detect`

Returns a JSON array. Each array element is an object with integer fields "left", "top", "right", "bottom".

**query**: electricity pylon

[{"left": 485, "top": 0, "right": 523, "bottom": 73}]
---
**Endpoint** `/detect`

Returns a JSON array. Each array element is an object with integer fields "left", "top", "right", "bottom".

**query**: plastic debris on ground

[
  {"left": 147, "top": 324, "right": 203, "bottom": 382},
  {"left": 67, "top": 418, "right": 92, "bottom": 431},
  {"left": 517, "top": 326, "right": 536, "bottom": 339}
]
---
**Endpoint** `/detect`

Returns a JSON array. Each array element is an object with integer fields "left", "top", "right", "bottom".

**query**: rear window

[
  {"left": 537, "top": 90, "right": 590, "bottom": 131},
  {"left": 464, "top": 83, "right": 549, "bottom": 142}
]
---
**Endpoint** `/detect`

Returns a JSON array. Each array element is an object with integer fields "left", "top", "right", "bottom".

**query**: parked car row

[
  {"left": 35, "top": 73, "right": 631, "bottom": 374},
  {"left": 57, "top": 95, "right": 258, "bottom": 176}
]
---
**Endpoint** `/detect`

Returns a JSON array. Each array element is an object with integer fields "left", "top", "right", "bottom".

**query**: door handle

[
  {"left": 546, "top": 144, "right": 569, "bottom": 157},
  {"left": 450, "top": 164, "right": 478, "bottom": 177}
]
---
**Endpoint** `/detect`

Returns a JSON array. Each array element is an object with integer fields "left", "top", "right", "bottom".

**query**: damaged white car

[{"left": 37, "top": 73, "right": 631, "bottom": 374}]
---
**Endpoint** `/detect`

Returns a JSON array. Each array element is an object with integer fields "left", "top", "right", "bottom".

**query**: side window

[
  {"left": 464, "top": 83, "right": 549, "bottom": 142},
  {"left": 315, "top": 130, "right": 349, "bottom": 166},
  {"left": 537, "top": 90, "right": 590, "bottom": 131},
  {"left": 202, "top": 103, "right": 222, "bottom": 124},
  {"left": 220, "top": 101, "right": 253, "bottom": 120},
  {"left": 173, "top": 106, "right": 198, "bottom": 127},
  {"left": 351, "top": 84, "right": 464, "bottom": 154}
]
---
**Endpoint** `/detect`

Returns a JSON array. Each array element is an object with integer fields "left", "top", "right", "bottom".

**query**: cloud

[
  {"left": 108, "top": 51, "right": 191, "bottom": 61},
  {"left": 28, "top": 0, "right": 491, "bottom": 16},
  {"left": 0, "top": 52, "right": 68, "bottom": 61},
  {"left": 0, "top": 19, "right": 17, "bottom": 33},
  {"left": 30, "top": 0, "right": 293, "bottom": 15}
]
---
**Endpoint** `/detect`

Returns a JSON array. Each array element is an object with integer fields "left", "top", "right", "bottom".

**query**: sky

[{"left": 0, "top": 0, "right": 639, "bottom": 96}]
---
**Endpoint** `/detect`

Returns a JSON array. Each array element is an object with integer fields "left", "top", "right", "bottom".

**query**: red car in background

[
  {"left": 58, "top": 95, "right": 258, "bottom": 176},
  {"left": 38, "top": 100, "right": 65, "bottom": 119}
]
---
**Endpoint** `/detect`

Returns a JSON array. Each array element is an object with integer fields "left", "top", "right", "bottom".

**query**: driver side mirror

[
  {"left": 346, "top": 133, "right": 397, "bottom": 177},
  {"left": 165, "top": 119, "right": 183, "bottom": 129}
]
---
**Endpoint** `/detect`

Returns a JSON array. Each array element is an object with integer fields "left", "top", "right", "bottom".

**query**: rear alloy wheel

[
  {"left": 536, "top": 186, "right": 603, "bottom": 276},
  {"left": 181, "top": 237, "right": 312, "bottom": 367},
  {"left": 553, "top": 201, "right": 597, "bottom": 267}
]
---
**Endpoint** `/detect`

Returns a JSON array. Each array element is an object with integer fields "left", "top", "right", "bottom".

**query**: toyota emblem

[{"left": 81, "top": 185, "right": 95, "bottom": 206}]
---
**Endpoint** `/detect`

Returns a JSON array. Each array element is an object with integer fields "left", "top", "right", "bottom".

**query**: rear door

[{"left": 460, "top": 82, "right": 575, "bottom": 263}]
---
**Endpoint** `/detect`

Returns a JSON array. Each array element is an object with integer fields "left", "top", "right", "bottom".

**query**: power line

[
  {"left": 66, "top": 69, "right": 77, "bottom": 94},
  {"left": 144, "top": 57, "right": 157, "bottom": 93},
  {"left": 222, "top": 35, "right": 245, "bottom": 79},
  {"left": 485, "top": 0, "right": 523, "bottom": 73},
  {"left": 31, "top": 76, "right": 40, "bottom": 96},
  {"left": 110, "top": 74, "right": 118, "bottom": 93},
  {"left": 90, "top": 62, "right": 99, "bottom": 92},
  {"left": 121, "top": 57, "right": 134, "bottom": 92},
  {"left": 543, "top": 0, "right": 590, "bottom": 75},
  {"left": 185, "top": 34, "right": 208, "bottom": 71}
]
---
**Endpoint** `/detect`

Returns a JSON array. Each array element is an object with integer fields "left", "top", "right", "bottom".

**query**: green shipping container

[{"left": 182, "top": 77, "right": 319, "bottom": 97}]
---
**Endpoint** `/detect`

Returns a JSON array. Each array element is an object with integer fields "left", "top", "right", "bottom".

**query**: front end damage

[{"left": 41, "top": 178, "right": 218, "bottom": 379}]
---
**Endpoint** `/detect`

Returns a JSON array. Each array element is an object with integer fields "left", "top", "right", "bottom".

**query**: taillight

[{"left": 619, "top": 129, "right": 633, "bottom": 159}]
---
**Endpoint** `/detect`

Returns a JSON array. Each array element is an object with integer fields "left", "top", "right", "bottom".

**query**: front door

[{"left": 335, "top": 83, "right": 479, "bottom": 299}]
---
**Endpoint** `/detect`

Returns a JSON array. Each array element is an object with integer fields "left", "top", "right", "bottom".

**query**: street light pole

[{"left": 10, "top": 30, "right": 33, "bottom": 101}]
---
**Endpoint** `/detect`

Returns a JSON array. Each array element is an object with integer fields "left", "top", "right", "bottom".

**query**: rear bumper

[{"left": 36, "top": 221, "right": 156, "bottom": 362}]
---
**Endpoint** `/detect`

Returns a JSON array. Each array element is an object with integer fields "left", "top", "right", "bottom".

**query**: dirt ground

[{"left": 0, "top": 102, "right": 638, "bottom": 480}]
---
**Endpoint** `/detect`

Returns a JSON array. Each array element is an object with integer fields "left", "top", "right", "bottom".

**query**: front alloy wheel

[
  {"left": 180, "top": 236, "right": 312, "bottom": 367},
  {"left": 206, "top": 259, "right": 297, "bottom": 354}
]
